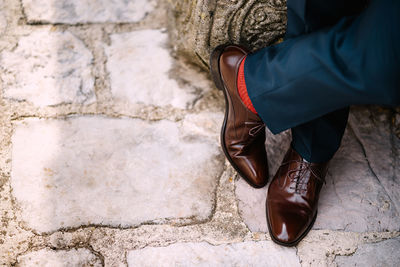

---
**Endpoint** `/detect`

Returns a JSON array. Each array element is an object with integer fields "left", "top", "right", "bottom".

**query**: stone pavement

[{"left": 0, "top": 0, "right": 399, "bottom": 266}]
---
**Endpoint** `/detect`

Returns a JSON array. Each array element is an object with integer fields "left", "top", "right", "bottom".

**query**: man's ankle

[{"left": 237, "top": 57, "right": 258, "bottom": 114}]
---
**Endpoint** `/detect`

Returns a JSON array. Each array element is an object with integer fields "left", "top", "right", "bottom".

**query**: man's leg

[
  {"left": 245, "top": 0, "right": 400, "bottom": 136},
  {"left": 287, "top": 0, "right": 368, "bottom": 162},
  {"left": 258, "top": 0, "right": 399, "bottom": 246}
]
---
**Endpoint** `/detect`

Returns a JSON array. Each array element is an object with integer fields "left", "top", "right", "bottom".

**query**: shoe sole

[
  {"left": 266, "top": 205, "right": 318, "bottom": 247},
  {"left": 210, "top": 44, "right": 267, "bottom": 189}
]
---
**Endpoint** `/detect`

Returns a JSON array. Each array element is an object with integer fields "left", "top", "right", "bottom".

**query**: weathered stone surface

[
  {"left": 235, "top": 179, "right": 267, "bottom": 232},
  {"left": 22, "top": 0, "right": 155, "bottom": 24},
  {"left": 168, "top": 0, "right": 287, "bottom": 69},
  {"left": 16, "top": 248, "right": 102, "bottom": 267},
  {"left": 264, "top": 128, "right": 292, "bottom": 177},
  {"left": 335, "top": 237, "right": 400, "bottom": 267},
  {"left": 236, "top": 108, "right": 400, "bottom": 233},
  {"left": 181, "top": 111, "right": 224, "bottom": 141},
  {"left": 127, "top": 241, "right": 300, "bottom": 266},
  {"left": 105, "top": 29, "right": 199, "bottom": 109},
  {"left": 314, "top": 119, "right": 400, "bottom": 232},
  {"left": 0, "top": 0, "right": 6, "bottom": 35},
  {"left": 11, "top": 116, "right": 223, "bottom": 233},
  {"left": 348, "top": 106, "right": 400, "bottom": 217},
  {"left": 0, "top": 28, "right": 95, "bottom": 107}
]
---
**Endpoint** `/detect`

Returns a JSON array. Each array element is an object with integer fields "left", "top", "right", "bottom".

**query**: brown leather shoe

[
  {"left": 266, "top": 147, "right": 328, "bottom": 246},
  {"left": 210, "top": 45, "right": 268, "bottom": 188}
]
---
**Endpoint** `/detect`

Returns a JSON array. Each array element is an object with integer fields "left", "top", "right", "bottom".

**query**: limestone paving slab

[
  {"left": 105, "top": 29, "right": 200, "bottom": 109},
  {"left": 181, "top": 111, "right": 224, "bottom": 141},
  {"left": 315, "top": 129, "right": 400, "bottom": 231},
  {"left": 127, "top": 241, "right": 301, "bottom": 267},
  {"left": 0, "top": 28, "right": 95, "bottom": 107},
  {"left": 11, "top": 116, "right": 223, "bottom": 233},
  {"left": 335, "top": 237, "right": 400, "bottom": 266},
  {"left": 16, "top": 248, "right": 102, "bottom": 267},
  {"left": 236, "top": 108, "right": 400, "bottom": 233},
  {"left": 348, "top": 107, "right": 400, "bottom": 215},
  {"left": 22, "top": 0, "right": 155, "bottom": 24}
]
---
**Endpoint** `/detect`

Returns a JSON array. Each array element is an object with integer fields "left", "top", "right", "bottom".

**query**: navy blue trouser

[{"left": 244, "top": 0, "right": 400, "bottom": 162}]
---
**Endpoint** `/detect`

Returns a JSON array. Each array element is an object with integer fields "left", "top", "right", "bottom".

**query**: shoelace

[
  {"left": 245, "top": 121, "right": 265, "bottom": 137},
  {"left": 281, "top": 160, "right": 326, "bottom": 193}
]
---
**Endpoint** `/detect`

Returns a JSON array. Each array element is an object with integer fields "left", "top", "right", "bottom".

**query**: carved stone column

[{"left": 167, "top": 0, "right": 287, "bottom": 70}]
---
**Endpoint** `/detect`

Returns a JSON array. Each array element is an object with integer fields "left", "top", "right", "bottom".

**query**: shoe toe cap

[
  {"left": 238, "top": 159, "right": 268, "bottom": 187},
  {"left": 267, "top": 202, "right": 312, "bottom": 245}
]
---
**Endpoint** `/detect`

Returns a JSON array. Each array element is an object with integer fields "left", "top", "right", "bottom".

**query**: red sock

[{"left": 237, "top": 57, "right": 257, "bottom": 114}]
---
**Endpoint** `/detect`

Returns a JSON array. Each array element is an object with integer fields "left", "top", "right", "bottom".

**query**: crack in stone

[
  {"left": 196, "top": 162, "right": 226, "bottom": 225},
  {"left": 348, "top": 124, "right": 398, "bottom": 214},
  {"left": 76, "top": 74, "right": 95, "bottom": 105},
  {"left": 13, "top": 246, "right": 104, "bottom": 266},
  {"left": 92, "top": 28, "right": 113, "bottom": 106},
  {"left": 189, "top": 90, "right": 206, "bottom": 109},
  {"left": 389, "top": 110, "right": 399, "bottom": 185},
  {"left": 331, "top": 233, "right": 400, "bottom": 263},
  {"left": 9, "top": 164, "right": 227, "bottom": 237},
  {"left": 195, "top": 51, "right": 209, "bottom": 70},
  {"left": 86, "top": 244, "right": 106, "bottom": 267},
  {"left": 17, "top": 0, "right": 28, "bottom": 24},
  {"left": 329, "top": 171, "right": 344, "bottom": 207},
  {"left": 9, "top": 112, "right": 182, "bottom": 123},
  {"left": 294, "top": 246, "right": 302, "bottom": 265},
  {"left": 343, "top": 222, "right": 353, "bottom": 232},
  {"left": 331, "top": 244, "right": 359, "bottom": 264},
  {"left": 24, "top": 21, "right": 153, "bottom": 27},
  {"left": 17, "top": 217, "right": 209, "bottom": 237},
  {"left": 329, "top": 173, "right": 354, "bottom": 232}
]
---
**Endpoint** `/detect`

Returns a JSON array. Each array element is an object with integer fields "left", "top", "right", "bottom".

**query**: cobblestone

[
  {"left": 16, "top": 248, "right": 102, "bottom": 266},
  {"left": 105, "top": 29, "right": 200, "bottom": 109},
  {"left": 22, "top": 0, "right": 156, "bottom": 24},
  {"left": 11, "top": 116, "right": 222, "bottom": 233},
  {"left": 0, "top": 28, "right": 95, "bottom": 107},
  {"left": 127, "top": 241, "right": 301, "bottom": 266},
  {"left": 335, "top": 236, "right": 400, "bottom": 266}
]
